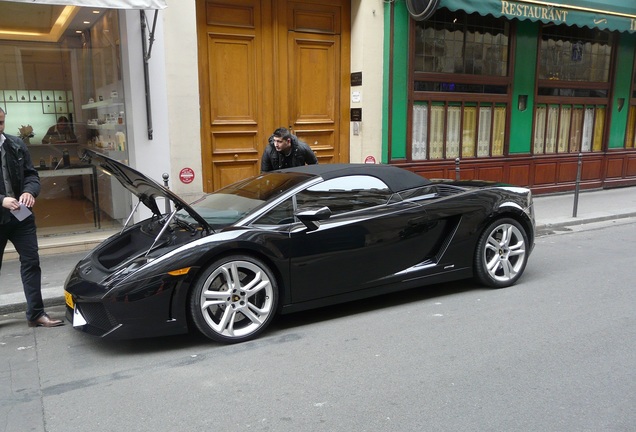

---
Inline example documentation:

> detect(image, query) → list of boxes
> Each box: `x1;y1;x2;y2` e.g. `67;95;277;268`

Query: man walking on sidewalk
0;107;63;327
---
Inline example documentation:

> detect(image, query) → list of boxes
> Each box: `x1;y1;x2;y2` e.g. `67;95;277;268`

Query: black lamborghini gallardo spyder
64;150;535;343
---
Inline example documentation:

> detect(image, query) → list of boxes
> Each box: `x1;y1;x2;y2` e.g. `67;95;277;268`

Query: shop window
412;102;506;160
409;9;510;162
533;25;613;154
533;104;605;154
538;26;612;83
414;9;509;76
0;6;130;235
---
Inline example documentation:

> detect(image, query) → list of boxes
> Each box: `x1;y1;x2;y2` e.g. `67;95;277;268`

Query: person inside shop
0;107;64;328
42;116;77;144
260;127;318;172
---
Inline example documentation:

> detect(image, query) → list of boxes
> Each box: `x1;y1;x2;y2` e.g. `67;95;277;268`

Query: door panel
281;1;349;166
289;204;439;304
287;33;339;165
197;0;273;192
208;34;257;123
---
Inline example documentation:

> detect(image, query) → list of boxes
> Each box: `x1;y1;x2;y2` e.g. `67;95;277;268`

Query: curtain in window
492;105;506;156
545;105;559;154
446;105;461;159
412;104;428;160
477;106;491;157
582;106;594;152
534;104;546;154
569;106;583;152
462;106;477;157
557;105;571;153
593;106;605;151
430;104;445;159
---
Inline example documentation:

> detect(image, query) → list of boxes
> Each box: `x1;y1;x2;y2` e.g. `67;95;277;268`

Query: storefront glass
533;25;613;155
0;5;130;236
410;9;510;161
414;9;509;76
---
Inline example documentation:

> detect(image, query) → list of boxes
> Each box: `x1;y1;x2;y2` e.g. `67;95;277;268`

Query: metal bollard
162;173;170;214
455;157;460;181
572;153;582;217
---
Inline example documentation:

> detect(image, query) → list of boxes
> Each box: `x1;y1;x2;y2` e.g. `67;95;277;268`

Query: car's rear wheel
190;255;278;343
474;218;529;288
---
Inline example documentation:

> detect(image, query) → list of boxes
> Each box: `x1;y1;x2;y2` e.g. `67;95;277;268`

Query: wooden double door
196;0;351;191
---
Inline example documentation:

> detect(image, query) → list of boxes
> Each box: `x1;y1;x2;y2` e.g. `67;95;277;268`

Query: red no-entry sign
179;167;195;184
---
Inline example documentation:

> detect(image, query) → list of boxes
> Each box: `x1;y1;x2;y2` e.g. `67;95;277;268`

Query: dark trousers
0;215;44;321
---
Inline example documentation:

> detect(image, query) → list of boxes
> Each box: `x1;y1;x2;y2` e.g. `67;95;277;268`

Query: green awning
439;0;636;33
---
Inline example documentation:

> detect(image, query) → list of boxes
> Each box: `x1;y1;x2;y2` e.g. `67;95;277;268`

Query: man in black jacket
0;107;63;327
260;127;318;172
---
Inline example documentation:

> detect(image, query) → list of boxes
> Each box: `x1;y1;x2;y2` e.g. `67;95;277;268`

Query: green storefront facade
383;0;636;193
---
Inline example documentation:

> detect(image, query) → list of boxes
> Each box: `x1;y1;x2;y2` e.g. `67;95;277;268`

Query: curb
536;212;636;231
0;287;65;315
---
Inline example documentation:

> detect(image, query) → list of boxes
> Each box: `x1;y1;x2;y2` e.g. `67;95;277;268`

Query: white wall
349;0;385;164
120;9;172;220
162;0;203;203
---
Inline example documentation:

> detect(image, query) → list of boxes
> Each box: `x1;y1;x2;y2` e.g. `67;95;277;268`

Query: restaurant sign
438;0;636;33
501;1;569;25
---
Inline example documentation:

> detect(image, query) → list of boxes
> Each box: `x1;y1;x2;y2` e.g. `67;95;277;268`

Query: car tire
474;218;529;288
189;255;278;343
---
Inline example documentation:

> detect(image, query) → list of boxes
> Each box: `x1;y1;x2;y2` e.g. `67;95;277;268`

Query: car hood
84;149;211;231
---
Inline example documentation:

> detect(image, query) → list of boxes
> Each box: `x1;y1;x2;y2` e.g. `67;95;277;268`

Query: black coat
0;134;40;224
260;135;318;172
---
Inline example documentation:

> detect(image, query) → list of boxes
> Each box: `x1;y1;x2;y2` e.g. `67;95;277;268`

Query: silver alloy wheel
198;259;275;340
482;222;527;283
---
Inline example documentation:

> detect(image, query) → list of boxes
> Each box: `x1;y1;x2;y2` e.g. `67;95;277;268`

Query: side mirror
295;206;331;231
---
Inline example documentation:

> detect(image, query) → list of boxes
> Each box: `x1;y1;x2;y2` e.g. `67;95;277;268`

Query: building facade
385;0;636;193
2;0;635;240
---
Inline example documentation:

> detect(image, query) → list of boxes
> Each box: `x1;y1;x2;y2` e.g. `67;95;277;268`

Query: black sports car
64;150;535;343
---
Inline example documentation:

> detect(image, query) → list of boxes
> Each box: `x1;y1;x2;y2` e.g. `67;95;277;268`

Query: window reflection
0;6;129;235
296;176;392;215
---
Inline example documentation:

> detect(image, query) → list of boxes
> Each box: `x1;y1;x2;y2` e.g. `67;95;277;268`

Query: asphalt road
1;220;635;432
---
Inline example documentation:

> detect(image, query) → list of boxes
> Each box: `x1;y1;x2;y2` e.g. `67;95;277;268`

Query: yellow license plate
64;291;74;309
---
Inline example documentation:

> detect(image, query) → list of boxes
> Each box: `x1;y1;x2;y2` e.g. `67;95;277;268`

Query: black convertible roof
279;163;431;192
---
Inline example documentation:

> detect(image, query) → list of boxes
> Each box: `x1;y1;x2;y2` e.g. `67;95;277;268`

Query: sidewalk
532;186;636;229
1;186;635;315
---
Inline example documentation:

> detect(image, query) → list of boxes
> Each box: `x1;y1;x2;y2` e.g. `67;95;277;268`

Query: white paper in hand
10;203;32;221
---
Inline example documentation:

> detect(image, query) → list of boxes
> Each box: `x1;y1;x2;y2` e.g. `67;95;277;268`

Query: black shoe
28;313;64;328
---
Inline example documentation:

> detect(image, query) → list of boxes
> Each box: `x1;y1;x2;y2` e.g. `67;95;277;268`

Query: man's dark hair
272;127;292;141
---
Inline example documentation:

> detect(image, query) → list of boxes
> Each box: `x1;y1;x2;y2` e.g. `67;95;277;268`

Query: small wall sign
351;71;362;86
179;167;195;184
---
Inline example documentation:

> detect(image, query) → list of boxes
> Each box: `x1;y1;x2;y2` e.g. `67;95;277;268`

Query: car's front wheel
190;255;278;343
474;218;529;288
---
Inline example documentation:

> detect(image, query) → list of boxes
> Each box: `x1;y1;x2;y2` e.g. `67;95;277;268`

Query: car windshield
175;172;313;229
